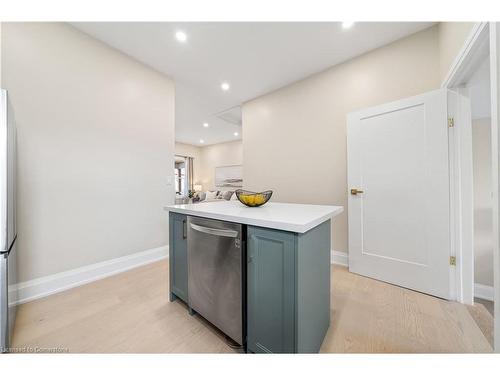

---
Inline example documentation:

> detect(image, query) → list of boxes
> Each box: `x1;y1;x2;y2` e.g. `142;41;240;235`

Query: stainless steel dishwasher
187;216;244;345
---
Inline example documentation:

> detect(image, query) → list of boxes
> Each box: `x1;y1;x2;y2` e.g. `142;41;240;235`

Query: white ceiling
71;22;434;146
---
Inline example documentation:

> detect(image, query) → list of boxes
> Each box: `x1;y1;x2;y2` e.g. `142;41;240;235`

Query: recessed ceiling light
342;22;354;29
221;82;230;91
234;132;239;136
175;31;187;43
199;139;205;144
203;123;209;128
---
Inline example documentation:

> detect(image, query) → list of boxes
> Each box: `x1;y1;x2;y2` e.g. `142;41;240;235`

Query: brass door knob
350;188;364;195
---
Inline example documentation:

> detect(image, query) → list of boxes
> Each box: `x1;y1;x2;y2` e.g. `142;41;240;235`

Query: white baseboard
474;283;494;302
14;245;490;305
331;250;348;267
11;245;169;305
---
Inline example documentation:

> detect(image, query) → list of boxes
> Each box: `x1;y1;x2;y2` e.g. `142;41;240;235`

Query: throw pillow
221;191;234;200
205;191;218;200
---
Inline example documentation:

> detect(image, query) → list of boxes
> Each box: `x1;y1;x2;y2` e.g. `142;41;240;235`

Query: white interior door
347;89;451;299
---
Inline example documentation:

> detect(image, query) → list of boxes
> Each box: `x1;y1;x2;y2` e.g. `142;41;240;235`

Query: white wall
468;57;491;120
198;141;243;191
438;22;476;82
242;26;440;253
175;142;201;160
472;118;494;287
2;23;175;282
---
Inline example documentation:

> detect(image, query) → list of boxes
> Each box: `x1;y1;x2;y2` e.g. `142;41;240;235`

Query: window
174;156;187;196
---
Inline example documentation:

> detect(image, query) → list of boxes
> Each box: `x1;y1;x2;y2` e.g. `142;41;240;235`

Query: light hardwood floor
11;260;493;353
467;300;494;348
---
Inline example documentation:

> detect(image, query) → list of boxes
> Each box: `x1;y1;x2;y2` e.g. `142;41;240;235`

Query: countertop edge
163;205;344;234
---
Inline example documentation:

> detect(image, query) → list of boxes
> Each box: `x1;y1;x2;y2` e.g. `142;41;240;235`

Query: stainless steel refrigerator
0;88;17;353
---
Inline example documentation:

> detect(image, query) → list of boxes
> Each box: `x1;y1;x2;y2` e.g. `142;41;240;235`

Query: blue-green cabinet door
247;226;296;353
169;212;188;302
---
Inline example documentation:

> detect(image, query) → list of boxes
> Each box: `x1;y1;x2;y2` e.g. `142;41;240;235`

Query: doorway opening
443;22;495;349
467;52;494;346
468;55;494;314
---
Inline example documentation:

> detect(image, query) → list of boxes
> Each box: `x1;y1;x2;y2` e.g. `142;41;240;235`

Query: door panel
360;104;427;265
347;89;451;299
169;212;188;302
247;226;296;353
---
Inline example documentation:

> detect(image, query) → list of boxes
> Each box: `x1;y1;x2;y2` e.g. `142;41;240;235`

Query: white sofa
175;190;238;205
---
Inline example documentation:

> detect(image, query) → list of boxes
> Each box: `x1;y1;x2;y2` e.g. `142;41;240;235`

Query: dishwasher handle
190;222;239;238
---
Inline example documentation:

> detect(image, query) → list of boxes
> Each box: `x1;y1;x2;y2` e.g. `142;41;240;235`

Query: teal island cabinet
168;212;188;303
165;201;343;353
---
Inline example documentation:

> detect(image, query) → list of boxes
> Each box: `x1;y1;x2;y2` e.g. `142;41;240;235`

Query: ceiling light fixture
175;31;187;42
234;132;239;136
342;22;354;29
199;139;205;144
221;82;230;91
203;123;209;128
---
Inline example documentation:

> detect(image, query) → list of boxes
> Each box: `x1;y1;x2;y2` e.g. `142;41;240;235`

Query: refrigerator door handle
0;234;16;256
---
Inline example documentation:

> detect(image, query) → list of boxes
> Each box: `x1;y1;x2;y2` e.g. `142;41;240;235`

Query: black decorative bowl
235;189;273;207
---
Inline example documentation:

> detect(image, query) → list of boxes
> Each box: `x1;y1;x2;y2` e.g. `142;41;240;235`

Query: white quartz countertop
164;201;343;233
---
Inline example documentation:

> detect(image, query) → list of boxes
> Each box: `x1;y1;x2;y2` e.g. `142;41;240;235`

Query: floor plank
11;261;492;353
467;299;494;348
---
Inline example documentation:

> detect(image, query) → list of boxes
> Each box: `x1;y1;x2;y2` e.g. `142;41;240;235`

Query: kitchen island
164;201;343;353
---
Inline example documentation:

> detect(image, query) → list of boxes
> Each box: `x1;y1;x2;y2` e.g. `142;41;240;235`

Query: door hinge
449;256;456;266
448;117;455;128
